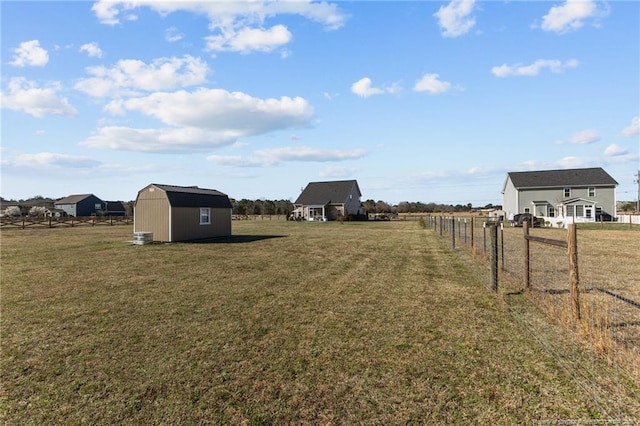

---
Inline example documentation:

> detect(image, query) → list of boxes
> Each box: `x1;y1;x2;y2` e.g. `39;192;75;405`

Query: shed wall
171;207;232;241
134;188;170;241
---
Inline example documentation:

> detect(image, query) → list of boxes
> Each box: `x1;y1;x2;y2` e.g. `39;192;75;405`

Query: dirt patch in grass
1;223;639;424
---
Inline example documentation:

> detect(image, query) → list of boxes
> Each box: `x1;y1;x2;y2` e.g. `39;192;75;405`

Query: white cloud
350;77;400;97
492;59;579;77
10;40;49;67
2;152;101;169
318;165;359;178
74;55;209;98
556;129;600;145
207;146;368;167
205;25;292;53
0;77;78;118
604;144;628;157
79;42;103;58
92;1;346;53
434;0;476;38
165;27;183;43
82;126;239;153
82;88;314;153
413;74;453;94
540;0;608;34
621;116;639;137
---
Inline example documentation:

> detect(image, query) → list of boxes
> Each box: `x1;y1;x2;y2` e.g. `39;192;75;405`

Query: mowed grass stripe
1;222;638;424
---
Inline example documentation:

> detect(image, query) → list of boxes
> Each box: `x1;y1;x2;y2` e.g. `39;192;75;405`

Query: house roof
149;184;232;208
294;180;361;205
507;168;618;189
104;201;127;212
55;194;101;205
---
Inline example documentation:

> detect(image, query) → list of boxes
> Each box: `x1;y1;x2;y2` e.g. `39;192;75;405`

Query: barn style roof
151;184;232;208
294;180;361;205
507;168;618;189
55;194;101;204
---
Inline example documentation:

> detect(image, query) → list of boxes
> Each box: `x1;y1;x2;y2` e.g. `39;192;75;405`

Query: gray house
293;180;363;221
54;194;105;217
502;167;618;225
134;184;232;242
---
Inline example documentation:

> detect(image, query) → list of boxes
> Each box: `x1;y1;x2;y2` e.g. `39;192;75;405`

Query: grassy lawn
1;221;639;424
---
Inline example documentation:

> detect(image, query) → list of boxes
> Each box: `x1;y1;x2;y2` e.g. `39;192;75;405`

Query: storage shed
134;184;232;242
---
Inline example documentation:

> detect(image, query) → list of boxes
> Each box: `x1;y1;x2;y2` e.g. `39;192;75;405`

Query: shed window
200;208;211;225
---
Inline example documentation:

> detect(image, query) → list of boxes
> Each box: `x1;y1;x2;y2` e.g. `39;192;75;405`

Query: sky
1;0;639;206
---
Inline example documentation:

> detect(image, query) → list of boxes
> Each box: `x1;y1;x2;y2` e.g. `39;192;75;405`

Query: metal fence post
490;224;498;292
523;221;530;290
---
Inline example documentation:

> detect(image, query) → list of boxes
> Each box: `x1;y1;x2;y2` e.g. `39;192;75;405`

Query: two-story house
293;180;364;221
502;167;618;224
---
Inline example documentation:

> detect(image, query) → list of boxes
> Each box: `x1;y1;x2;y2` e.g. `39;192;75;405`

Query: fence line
0;216;132;229
423;214;640;414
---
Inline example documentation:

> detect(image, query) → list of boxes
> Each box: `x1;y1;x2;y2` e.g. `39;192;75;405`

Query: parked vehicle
595;212;616;222
511;213;544;227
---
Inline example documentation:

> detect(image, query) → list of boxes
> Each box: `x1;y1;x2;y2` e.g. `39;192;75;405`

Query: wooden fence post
523;221;530;290
568;224;581;321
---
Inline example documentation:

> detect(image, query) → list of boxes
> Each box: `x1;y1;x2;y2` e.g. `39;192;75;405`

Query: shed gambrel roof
294;180;361;205
55;194;101;205
507;168;618;189
150;184;232;208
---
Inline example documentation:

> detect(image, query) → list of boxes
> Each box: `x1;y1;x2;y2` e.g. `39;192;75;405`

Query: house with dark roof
502;167;618;225
293;180;363;221
134;184;232;242
54;194;105;217
104;201;128;216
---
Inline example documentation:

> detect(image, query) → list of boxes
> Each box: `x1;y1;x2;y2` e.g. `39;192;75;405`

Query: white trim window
588;187;596;197
564;188;571;198
200;207;211;225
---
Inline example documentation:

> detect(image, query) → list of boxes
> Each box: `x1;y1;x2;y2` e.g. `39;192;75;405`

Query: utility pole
635;170;640;213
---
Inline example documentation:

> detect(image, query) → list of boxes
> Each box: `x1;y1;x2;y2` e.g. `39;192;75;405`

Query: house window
549;207;555;217
524;208;530;214
200;208;211;225
566;205;574;217
576;205;584;217
588;187;596;197
564;188;571;198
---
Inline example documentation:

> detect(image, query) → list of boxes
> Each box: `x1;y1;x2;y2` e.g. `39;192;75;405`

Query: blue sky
1;0;638;205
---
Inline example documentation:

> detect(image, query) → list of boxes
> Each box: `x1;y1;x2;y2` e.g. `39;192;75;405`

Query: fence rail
0;216;132;229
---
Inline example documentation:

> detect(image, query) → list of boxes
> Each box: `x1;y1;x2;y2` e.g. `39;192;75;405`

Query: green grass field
2;221;639;424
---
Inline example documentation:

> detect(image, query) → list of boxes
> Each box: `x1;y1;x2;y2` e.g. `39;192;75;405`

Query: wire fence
423;215;640;422
423;215;640;382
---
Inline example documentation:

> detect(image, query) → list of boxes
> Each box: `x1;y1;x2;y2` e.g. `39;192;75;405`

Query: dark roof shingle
294;180;360;205
152;184;232;208
508;168;618;189
55;194;101;205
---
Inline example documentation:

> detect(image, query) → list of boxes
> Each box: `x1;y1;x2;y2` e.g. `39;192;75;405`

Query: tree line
1;195;501;217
